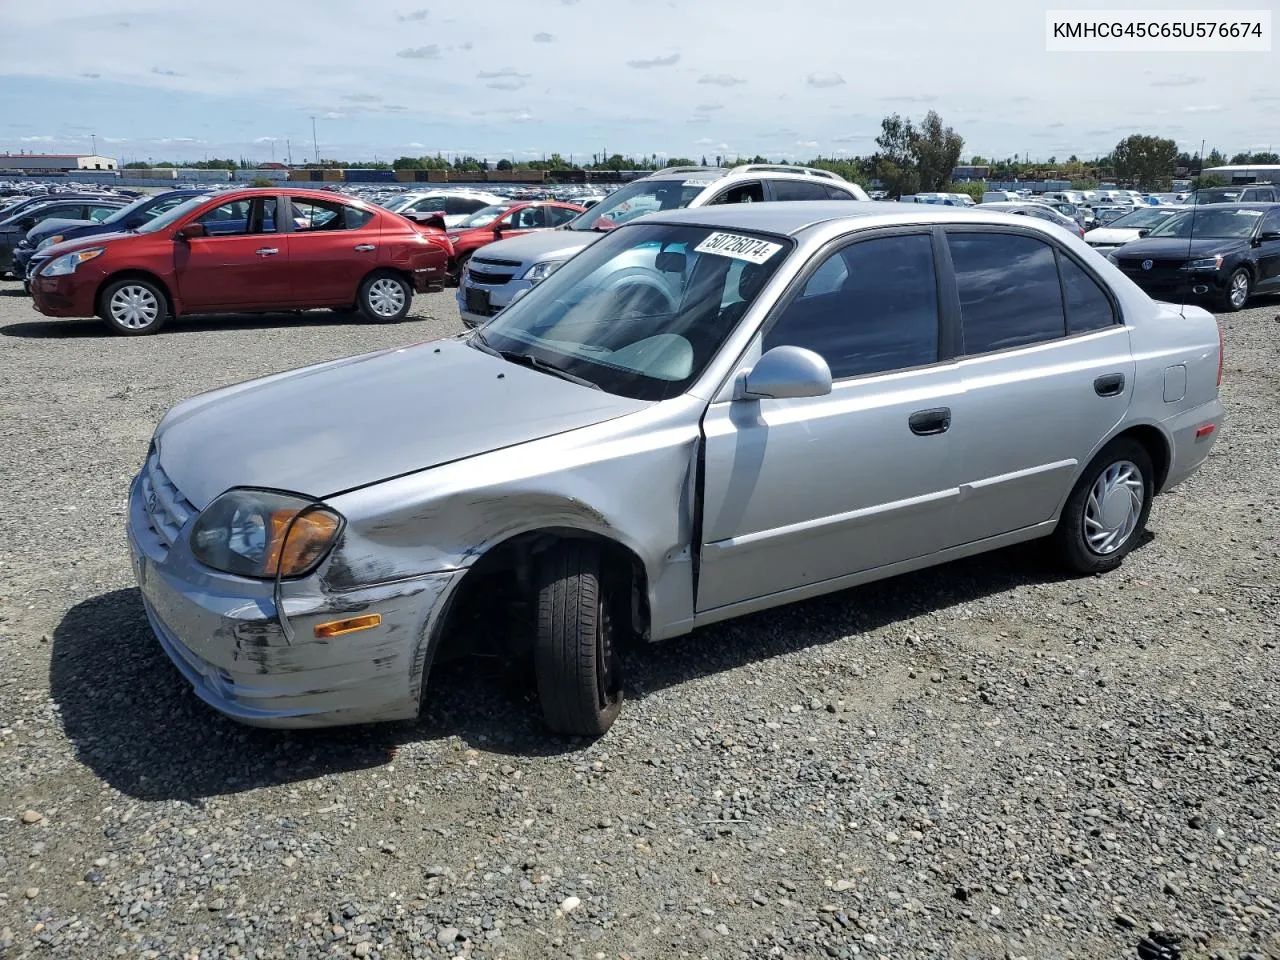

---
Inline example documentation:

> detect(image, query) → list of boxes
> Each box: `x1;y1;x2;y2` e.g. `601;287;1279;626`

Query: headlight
1106;252;1119;264
1186;255;1223;270
36;234;64;250
39;247;105;277
189;488;343;579
521;260;564;283
17;238;30;249
447;235;462;244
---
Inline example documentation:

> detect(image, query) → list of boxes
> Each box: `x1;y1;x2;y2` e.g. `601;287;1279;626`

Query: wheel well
1115;424;1171;493
361;266;413;291
97;270;175;318
434;529;651;661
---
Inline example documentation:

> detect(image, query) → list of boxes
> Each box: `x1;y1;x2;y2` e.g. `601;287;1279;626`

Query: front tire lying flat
534;542;623;737
1053;437;1154;575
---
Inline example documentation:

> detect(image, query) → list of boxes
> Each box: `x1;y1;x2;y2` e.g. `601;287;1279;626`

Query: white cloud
627;53;680;69
796;140;819;148
533;32;554;42
397;8;429;21
698;74;745;86
693;137;716;145
806;72;845;89
396;45;441;59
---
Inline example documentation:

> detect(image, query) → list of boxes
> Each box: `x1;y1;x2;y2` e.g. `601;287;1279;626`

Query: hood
28;217;97;241
1112;236;1246;260
469;228;599;265
1084;227;1140;245
36;230;136;260
154;338;650;508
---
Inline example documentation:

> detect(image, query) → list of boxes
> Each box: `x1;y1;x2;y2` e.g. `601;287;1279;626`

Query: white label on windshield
694;232;783;264
1235;209;1262;215
683;179;708;187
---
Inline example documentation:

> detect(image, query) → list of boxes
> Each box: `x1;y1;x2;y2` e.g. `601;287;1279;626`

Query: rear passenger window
771;180;830;202
1059;255;1116;333
763;233;939;379
824;186;856;200
948;233;1064;354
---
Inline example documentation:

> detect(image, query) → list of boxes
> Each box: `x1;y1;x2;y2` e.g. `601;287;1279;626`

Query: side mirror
1137;228;1150;237
175;223;206;241
1258;230;1280;243
737;346;832;401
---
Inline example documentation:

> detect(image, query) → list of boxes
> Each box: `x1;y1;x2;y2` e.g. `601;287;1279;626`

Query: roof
640;200;1087;238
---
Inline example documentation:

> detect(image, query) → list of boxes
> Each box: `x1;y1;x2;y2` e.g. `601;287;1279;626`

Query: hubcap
367;278;406;317
1083;460;1144;555
1230;272;1248;308
109;285;159;329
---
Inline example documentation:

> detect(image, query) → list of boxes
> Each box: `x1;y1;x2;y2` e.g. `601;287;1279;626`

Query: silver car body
455;165;870;327
128;202;1223;729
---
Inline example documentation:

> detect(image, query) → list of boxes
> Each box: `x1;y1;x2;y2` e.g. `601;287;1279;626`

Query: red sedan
29;188;449;335
445;200;585;280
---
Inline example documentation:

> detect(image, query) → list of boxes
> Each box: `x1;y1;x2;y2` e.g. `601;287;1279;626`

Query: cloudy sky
0;0;1276;165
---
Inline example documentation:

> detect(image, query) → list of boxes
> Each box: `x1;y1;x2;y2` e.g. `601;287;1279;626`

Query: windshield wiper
470;331;601;390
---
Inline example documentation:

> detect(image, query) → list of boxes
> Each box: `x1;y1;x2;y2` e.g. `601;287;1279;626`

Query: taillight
1216;321;1224;386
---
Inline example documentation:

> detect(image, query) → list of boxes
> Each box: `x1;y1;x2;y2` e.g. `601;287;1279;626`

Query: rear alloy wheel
358;272;412;323
101;278;168;335
1053;437;1154;575
1219;268;1251;312
534;542;624;737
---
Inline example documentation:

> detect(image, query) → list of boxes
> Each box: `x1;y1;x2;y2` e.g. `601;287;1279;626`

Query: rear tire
100;278;168;336
357;272;412;323
1218;268;1251;312
534;542;624;737
1053;437;1154;575
448;252;472;287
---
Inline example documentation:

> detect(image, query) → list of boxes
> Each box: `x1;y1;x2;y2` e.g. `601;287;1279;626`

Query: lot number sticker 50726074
694;232;784;264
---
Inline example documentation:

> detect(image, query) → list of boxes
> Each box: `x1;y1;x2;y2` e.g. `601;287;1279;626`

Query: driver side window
197;197;277;236
709;182;764;205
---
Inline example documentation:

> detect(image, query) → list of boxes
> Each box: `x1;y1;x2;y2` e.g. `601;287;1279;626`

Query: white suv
456;165;869;327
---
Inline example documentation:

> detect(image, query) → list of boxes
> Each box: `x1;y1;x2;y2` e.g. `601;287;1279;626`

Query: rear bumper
1159;397;1225;493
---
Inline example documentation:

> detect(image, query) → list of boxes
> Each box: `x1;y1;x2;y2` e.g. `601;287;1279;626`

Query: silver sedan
127;202;1224;735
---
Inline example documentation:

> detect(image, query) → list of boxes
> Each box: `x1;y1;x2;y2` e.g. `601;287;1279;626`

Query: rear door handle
1094;373;1125;397
256;247;279;256
908;407;951;436
353;243;376;252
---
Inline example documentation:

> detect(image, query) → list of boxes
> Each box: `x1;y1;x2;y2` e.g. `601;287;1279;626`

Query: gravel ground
1;280;1278;960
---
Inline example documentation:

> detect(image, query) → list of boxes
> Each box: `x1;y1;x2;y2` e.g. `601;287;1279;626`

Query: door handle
256;247;279;256
1094;373;1125;397
908;407;951;436
353;243;376;252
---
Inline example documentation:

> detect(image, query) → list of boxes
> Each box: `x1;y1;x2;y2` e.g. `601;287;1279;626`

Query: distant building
1201;164;1280;183
0;153;118;174
951;165;990;181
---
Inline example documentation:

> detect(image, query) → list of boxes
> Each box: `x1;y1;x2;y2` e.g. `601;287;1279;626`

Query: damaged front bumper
126;474;462;729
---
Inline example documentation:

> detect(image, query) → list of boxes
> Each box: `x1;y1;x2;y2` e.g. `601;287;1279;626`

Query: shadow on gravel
52;539;1122;800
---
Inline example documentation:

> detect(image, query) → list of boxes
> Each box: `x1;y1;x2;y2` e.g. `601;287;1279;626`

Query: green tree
911;110;965;191
392;156;424;170
872;113;919;196
1191;173;1229;189
1111;134;1178;190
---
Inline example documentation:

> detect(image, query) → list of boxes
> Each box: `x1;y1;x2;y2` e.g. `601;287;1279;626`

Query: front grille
472;256;522;268
139;451;195;549
467;270;515;286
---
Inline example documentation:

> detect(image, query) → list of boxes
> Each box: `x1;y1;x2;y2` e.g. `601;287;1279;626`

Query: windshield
566;178;711;232
1148;207;1262;239
457;204;512;228
1108;208;1179;229
134;195;210;234
383;195;418;212
475;222;792;400
100;195;153;225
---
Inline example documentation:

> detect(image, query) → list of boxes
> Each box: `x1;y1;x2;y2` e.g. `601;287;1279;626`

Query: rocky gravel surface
1;280;1278;960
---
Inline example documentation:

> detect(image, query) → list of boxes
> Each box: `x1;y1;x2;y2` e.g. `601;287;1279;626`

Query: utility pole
91;132;97;155
311;116;320;166
286;139;292;166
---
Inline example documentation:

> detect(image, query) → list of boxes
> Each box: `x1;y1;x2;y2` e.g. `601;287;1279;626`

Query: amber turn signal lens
264;509;343;578
313;614;382;639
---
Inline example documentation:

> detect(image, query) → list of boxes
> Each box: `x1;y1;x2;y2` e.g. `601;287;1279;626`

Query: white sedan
1083;207;1183;254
